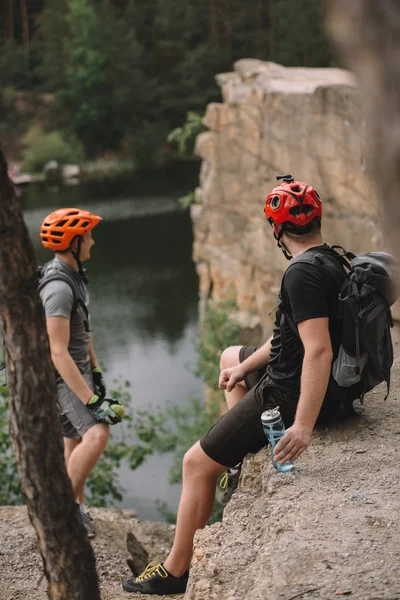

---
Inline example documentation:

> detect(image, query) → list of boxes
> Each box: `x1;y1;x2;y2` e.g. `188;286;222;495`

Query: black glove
86;394;125;425
92;367;106;399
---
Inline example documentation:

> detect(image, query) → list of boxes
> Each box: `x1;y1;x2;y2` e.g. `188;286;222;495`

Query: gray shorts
57;366;101;439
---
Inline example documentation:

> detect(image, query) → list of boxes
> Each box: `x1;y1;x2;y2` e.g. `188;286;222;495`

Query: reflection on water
23;174;203;520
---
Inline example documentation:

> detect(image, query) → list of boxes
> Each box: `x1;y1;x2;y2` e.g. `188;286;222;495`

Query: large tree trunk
0;149;101;599
325;0;400;261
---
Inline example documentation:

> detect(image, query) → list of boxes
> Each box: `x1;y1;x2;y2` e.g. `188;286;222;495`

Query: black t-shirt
264;244;345;395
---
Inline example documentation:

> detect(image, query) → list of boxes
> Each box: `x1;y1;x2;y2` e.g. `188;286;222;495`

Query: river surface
20;171;203;520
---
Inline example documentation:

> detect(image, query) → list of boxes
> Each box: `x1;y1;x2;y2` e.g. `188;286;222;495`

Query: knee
183;442;224;483
85;424;110;449
220;346;240;371
183;444;203;476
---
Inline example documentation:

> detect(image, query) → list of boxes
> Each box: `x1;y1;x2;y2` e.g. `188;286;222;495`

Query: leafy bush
178;190;196;209
0;41;41;90
21;127;85;173
195;298;240;389
131;121;171;171
168;112;205;157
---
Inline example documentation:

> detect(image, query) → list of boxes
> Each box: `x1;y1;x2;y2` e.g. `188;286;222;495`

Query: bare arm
241;335;273;374
274;317;333;464
219;336;273;392
46;316;93;404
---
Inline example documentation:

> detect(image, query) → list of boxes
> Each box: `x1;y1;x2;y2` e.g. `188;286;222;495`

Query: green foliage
59;0;114;155
168;112;205;157
196;299;241;389
36;0;70;91
178;191;196;209
273;0;333;67
0;88;18;124
85;379;134;506
1;0;333;168
0;41;42;90
21;127;85;173
130;121;171;172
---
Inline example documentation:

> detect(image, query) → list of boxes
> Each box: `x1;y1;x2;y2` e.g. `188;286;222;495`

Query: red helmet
40;208;102;251
264;175;322;227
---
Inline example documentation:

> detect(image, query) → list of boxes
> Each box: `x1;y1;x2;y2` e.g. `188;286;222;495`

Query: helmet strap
274;224;292;261
72;236;89;283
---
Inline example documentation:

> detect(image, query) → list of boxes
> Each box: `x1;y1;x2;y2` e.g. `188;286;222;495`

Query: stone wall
192;59;389;341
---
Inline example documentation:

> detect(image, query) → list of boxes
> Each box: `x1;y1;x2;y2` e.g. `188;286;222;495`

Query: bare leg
64;437;83;502
220;345;247;409
163;442;226;577
66;424;109;499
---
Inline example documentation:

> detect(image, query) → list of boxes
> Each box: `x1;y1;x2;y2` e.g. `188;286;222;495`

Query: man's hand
273;423;313;464
218;365;246;392
87;395;125;425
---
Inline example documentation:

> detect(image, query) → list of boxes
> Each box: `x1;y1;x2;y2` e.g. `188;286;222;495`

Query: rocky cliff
187;373;400;600
192;59;391;339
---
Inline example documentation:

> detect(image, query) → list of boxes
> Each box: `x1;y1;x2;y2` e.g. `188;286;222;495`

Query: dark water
21;172;203;520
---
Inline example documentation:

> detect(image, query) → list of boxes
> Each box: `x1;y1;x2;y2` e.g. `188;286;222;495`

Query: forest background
0;0;333;171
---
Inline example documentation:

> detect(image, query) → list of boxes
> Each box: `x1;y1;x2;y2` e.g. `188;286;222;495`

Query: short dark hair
281;217;321;241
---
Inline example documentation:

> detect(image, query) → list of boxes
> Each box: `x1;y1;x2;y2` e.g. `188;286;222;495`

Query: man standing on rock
39;208;124;538
123;175;345;595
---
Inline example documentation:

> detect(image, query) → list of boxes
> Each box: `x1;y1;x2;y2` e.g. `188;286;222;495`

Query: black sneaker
122;562;188;595
220;464;241;507
79;505;96;539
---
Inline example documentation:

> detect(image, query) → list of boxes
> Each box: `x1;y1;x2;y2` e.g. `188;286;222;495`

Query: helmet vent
81;221;89;228
315;190;322;202
52;231;63;237
69;219;80;227
57;220;68;227
291;185;302;193
289;204;314;217
270;195;281;210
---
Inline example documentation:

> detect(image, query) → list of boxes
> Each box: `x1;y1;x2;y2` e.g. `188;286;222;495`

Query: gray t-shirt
40;257;91;373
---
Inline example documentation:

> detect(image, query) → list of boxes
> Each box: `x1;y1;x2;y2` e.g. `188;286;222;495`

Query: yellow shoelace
136;562;169;582
219;472;229;490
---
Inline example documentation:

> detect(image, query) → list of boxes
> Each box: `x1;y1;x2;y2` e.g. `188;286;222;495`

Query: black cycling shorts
200;346;298;468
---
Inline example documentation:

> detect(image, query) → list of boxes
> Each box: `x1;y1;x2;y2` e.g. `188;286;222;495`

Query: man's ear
272;222;281;238
69;235;79;253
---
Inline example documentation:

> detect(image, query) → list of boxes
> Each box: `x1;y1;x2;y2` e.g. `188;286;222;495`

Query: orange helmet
40;208;102;252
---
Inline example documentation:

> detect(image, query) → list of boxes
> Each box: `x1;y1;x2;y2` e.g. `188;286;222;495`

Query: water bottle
261;407;294;473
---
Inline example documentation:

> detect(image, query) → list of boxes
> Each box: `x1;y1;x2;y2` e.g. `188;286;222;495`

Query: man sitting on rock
123;175;345;595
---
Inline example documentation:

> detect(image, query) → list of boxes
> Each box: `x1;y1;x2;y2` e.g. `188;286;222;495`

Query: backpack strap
330;245;356;264
280;246;348;315
38;268;90;331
